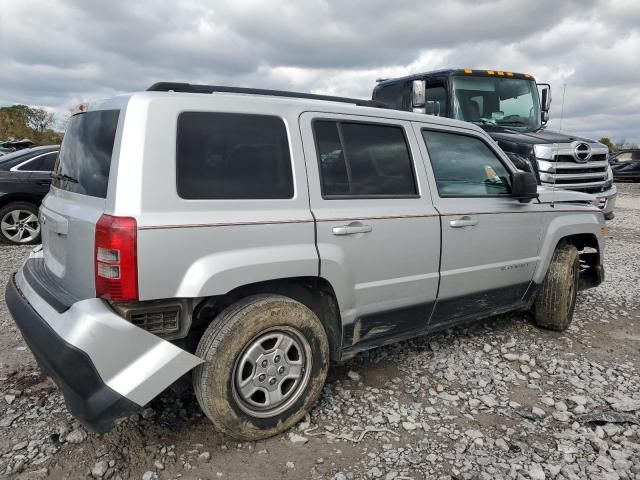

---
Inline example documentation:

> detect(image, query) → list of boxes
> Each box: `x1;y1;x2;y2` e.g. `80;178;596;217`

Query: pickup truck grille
537;143;609;194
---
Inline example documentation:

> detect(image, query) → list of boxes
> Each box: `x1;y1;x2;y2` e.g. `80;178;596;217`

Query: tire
533;243;580;331
0;202;41;245
193;294;330;440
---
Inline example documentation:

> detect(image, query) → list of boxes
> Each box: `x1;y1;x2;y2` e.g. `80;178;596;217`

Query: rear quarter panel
112;95;318;300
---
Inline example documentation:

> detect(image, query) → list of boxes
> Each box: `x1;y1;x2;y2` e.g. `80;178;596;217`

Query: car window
55;110;119;198
39;152;58;171
424;85;447;116
313;120;417;198
176;112;294;199
17;152;58;172
422;130;511;197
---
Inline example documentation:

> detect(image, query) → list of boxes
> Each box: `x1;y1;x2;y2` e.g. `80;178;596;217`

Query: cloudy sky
1;0;639;142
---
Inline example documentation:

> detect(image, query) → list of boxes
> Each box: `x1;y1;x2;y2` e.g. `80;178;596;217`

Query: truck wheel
533;243;580;331
193;294;329;440
0;202;41;245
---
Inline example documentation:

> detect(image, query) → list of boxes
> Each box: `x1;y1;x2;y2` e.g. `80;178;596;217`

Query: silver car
6;83;606;440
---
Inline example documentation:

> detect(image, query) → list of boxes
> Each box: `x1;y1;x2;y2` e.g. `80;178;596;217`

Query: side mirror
538;83;552;111
412;80;426;110
511;171;538;203
424;100;441;116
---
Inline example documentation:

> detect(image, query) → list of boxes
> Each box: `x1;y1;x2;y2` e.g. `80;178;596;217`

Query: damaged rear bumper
5;268;202;433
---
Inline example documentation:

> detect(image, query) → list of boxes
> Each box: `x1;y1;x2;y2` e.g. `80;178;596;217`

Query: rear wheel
0;202;41;245
533;243;580;331
193;294;329;440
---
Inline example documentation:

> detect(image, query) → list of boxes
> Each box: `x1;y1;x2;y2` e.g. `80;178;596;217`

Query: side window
39;152;58;171
24;152;58;171
422;130;511;197
424;85;448;116
314;120;417;198
176;112;294;199
15;157;41;171
373;83;406;109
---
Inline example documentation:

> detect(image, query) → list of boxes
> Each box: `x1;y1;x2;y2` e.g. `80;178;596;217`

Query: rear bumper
5;262;202;433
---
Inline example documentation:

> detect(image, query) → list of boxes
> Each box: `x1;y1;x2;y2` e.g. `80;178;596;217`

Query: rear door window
17;152;58;171
313;120;417;198
54;110;119;198
176;112;294;199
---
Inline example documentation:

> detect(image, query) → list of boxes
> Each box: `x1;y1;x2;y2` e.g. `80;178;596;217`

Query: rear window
176;112;294;199
54;110;119;198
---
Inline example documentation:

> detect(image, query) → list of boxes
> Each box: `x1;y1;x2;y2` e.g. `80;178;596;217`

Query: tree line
599;138;639;153
0;105;63;146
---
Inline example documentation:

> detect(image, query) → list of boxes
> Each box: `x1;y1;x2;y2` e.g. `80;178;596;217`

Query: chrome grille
536;142;609;192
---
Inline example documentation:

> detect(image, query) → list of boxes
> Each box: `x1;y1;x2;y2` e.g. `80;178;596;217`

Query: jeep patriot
6;83;606;440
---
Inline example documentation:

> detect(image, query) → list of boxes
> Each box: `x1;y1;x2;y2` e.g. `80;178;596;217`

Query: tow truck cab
372;69;616;219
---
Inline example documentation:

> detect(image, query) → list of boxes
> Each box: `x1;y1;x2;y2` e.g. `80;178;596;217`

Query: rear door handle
449;217;479;228
332;223;372;236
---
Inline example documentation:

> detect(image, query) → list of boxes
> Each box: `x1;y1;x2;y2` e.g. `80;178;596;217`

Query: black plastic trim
22;258;78;313
6;275;139;432
147;82;389;109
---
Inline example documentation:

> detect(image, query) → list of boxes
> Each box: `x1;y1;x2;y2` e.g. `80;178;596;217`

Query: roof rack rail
146;82;388;109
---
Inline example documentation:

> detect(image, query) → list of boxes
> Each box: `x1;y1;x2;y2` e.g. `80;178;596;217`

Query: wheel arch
192;276;343;361
0;194;42;210
534;212;604;289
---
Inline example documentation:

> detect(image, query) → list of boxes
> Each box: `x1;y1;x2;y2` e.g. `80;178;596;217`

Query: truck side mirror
412;80;426;112
511;171;538;203
538;83;552;112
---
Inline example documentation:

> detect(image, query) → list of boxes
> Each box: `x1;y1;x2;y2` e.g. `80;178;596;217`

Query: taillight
95;214;138;301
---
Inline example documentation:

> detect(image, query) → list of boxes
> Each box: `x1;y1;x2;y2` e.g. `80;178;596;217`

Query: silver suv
6;83;606;440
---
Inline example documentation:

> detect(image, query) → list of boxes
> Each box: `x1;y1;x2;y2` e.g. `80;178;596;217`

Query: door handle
449;216;479;228
36;180;51;185
332;223;372;236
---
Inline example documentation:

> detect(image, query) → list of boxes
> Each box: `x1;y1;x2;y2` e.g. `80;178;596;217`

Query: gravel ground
0;183;639;480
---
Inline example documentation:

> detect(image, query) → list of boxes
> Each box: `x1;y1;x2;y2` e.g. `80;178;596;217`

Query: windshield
452;76;541;132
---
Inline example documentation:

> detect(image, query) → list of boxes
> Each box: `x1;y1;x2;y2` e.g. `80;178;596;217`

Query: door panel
300;113;441;349
27;172;52;197
413;123;543;326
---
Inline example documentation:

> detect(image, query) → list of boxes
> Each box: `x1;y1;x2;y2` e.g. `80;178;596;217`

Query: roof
375;69;536;87
83;82;490;136
0;145;58;162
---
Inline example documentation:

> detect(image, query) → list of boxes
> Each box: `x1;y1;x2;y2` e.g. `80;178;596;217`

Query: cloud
0;0;638;141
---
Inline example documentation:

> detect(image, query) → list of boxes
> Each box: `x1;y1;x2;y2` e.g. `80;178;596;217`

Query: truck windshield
452;76;541;132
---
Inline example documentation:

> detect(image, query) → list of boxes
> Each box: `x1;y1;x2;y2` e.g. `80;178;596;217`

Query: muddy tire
0;202;41;245
193;294;330;440
533;243;580;331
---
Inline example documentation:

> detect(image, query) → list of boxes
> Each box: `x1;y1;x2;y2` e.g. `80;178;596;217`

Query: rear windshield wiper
50;172;79;183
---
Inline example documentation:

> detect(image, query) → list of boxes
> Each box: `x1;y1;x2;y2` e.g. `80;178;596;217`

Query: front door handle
332;222;372;236
449;216;479;228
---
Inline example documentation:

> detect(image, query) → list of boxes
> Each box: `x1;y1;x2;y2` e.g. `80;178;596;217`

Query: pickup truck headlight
533;144;555;160
604;166;614;189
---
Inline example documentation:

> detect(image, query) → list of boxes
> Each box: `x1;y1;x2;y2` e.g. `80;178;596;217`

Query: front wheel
0;202;41;245
193;294;329;440
533;243;580;331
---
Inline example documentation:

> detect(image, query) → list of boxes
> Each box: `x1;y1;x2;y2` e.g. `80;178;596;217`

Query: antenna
551;82;567;208
558;83;567;132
